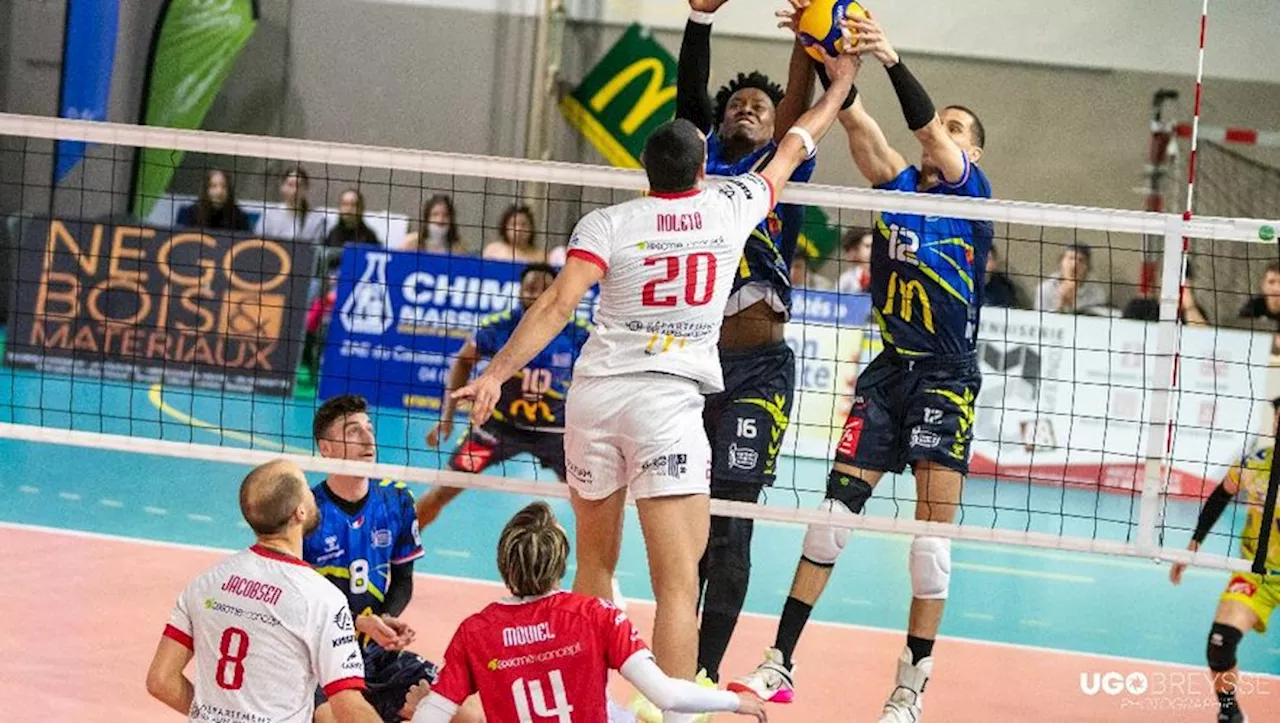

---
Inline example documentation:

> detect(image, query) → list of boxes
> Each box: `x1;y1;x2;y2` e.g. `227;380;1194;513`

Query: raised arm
852;13;967;184
453;256;602;426
773;39;817;141
758;50;858;196
677;1;731;131
428;340;480;447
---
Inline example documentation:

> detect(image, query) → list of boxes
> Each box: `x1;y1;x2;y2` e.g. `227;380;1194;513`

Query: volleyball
797;0;869;63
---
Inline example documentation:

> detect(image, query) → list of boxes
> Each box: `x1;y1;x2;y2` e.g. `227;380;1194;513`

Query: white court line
186;514;213;523
963;612;995;621
99;499;124;508
18;486;39;494
433;549;471;559
57;492;81;501
842;598;873;606
144;507;168;515
1020;619;1052;628
953;562;1093;584
4;520;1276;679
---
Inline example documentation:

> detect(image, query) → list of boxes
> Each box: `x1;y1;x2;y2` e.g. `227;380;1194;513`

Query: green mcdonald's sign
131;0;259;219
560;23;840;264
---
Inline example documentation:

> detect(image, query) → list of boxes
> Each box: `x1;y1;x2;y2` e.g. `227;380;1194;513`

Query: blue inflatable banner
54;0;120;183
320;248;596;412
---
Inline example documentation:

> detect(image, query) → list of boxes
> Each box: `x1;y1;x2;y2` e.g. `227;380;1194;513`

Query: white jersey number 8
512;670;574;722
349;559;369;594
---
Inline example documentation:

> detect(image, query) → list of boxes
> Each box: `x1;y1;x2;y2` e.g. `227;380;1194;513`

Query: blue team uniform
304;480;434;721
449;308;590;479
834;156;993;476
304;480;424;618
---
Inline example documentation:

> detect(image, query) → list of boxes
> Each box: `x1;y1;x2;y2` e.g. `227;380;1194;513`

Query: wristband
689;10;715;25
813;64;859;110
786;127;817;159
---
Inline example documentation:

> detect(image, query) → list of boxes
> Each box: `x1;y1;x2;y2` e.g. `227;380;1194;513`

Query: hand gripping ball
797;0;869;63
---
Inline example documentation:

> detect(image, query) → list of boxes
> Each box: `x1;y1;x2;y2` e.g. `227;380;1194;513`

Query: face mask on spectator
428;223;449;244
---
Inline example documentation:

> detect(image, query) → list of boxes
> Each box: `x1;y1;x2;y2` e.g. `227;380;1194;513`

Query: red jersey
432;590;647;722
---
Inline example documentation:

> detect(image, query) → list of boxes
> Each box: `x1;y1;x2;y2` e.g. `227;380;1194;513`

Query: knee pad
910;536;952;600
801;498;857;566
1207;623;1243;672
826;470;874;513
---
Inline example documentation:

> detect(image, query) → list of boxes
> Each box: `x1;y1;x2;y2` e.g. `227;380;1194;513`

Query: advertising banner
54;0;120;184
319;248;596;412
4;218;313;396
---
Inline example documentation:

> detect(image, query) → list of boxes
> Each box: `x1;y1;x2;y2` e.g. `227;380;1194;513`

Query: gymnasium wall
2;0;1279;309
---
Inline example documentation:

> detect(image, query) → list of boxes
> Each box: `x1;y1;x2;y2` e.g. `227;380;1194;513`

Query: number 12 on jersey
511;670;574;722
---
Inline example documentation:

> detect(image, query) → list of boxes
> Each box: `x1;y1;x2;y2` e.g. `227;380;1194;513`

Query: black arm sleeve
885;61;937;132
1192;484;1235;544
812;64;858;110
384;561;415;617
676;19;715;131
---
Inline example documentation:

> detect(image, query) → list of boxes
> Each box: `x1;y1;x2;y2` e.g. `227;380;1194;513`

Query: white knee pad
910;536;952;600
801;499;855;566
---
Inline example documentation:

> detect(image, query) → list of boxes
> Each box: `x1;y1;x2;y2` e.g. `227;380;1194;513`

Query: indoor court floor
3;356;1279;721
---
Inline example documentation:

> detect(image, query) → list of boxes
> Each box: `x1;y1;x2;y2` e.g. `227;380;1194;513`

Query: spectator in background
836;228;872;294
176;169;251;231
1036;243;1108;313
325;188;380;248
483;204;542;263
254;166;326;244
984;246;1022;308
1122;258;1210;325
402;194;463;253
1238;262;1280;353
791;253;833;290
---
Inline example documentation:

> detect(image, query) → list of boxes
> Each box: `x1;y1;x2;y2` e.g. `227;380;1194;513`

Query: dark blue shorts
704;342;796;490
316;644;439;722
449;419;566;481
834;347;981;476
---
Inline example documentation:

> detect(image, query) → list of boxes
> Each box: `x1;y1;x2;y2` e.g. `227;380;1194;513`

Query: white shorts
564;374;711;501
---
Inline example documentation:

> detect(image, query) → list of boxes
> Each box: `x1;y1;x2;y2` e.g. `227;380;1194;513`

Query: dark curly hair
714;71;785;127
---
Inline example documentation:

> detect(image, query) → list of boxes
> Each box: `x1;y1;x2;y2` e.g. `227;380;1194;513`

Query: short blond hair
497;502;569;597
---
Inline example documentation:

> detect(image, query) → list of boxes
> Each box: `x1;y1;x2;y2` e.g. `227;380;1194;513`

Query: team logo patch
837;417;865;458
728;443;759;471
371;529;393;548
910;427;942;449
334;608;354;631
350;516;365;530
1227;576;1258;597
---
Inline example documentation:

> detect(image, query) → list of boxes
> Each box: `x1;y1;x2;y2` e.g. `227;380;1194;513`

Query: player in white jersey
453;49;857;723
146;460;384;723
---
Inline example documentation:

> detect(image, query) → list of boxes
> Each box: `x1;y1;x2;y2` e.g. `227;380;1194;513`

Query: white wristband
689;10;715;25
787;127;817;159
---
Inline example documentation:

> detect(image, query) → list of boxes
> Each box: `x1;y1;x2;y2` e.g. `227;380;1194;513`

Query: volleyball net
1;113;1278;575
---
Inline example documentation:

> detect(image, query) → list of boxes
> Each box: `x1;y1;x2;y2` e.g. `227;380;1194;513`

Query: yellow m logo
589;58;676;136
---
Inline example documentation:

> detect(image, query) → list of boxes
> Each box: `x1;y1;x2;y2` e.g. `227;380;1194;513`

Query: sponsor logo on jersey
342;649;363;671
641;453;688;479
350;516;365;530
331;634;356;648
334;608;354;631
727;443;759;471
566;459;593;485
487;641;584;672
1227;576;1258;597
324;536;341;553
190;704;272;723
371;529;393;548
837;416;865;458
502;622;556;647
202;598;282;627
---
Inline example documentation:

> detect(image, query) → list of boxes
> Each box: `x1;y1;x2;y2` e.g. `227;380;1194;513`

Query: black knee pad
1207;623;1243;672
826;471;874;513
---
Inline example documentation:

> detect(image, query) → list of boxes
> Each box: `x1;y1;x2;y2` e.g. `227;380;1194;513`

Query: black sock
1218;688;1238;712
774;597;813;668
906;635;935;665
697;611;738;683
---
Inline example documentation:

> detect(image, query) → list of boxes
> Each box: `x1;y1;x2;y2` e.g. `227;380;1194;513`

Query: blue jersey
871;157;993;356
303;480;424;618
475;306;590;432
706;132;816;318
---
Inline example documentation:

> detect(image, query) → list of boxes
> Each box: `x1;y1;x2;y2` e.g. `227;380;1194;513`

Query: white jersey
163;545;366;723
566;173;775;393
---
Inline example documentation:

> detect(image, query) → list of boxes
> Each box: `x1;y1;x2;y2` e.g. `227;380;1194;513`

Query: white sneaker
877;647;932;723
727;648;796;704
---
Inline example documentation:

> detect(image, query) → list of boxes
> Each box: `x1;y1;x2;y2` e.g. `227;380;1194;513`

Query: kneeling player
1171;396;1280;723
418;263;589;529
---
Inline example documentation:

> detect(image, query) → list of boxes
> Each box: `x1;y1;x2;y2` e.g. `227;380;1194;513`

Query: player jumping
418;263;590;529
452;51;856;723
1170;396;1280;723
731;12;992;723
147;460;384;723
404;501;767;722
308;395;482;723
675;0;842;689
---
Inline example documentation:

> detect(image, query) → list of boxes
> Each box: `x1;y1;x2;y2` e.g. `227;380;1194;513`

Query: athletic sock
906;635;935;666
1217;689;1239;722
696;610;736;683
774;597;813;668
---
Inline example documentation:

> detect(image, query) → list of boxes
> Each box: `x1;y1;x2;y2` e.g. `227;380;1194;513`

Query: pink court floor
3;525;1278;722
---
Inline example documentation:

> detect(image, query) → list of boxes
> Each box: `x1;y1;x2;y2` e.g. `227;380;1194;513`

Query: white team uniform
162;545;367;723
564;173;776;500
